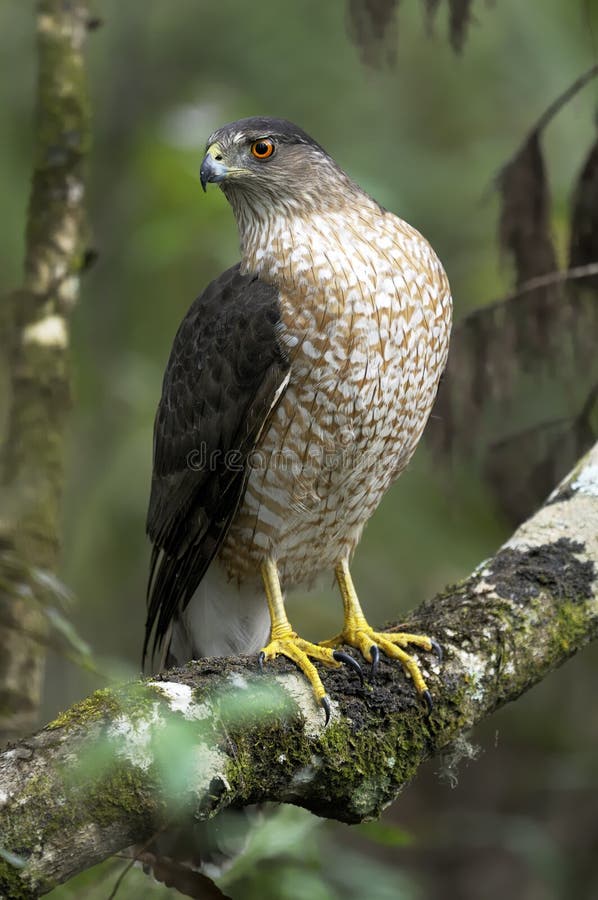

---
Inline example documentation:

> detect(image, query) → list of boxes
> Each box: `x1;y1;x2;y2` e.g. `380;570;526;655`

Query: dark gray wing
144;264;290;663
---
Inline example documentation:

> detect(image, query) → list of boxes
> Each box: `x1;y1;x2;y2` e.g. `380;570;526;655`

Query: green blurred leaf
220;806;324;889
0;846;25;869
215;679;294;726
358;820;414;847
44;606;93;660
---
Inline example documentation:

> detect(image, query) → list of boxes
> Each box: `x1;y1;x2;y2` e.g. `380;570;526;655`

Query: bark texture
0;442;596;898
0;0;91;743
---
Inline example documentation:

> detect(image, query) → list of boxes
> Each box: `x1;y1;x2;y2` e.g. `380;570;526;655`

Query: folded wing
144;264;290;664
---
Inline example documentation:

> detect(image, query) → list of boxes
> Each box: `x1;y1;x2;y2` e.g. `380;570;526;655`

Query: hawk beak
200;146;228;192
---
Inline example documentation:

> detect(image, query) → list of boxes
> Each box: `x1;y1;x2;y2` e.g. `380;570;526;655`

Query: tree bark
0;441;596;898
0;1;91;743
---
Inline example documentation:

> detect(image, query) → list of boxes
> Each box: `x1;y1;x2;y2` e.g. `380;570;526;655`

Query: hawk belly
219;207;451;587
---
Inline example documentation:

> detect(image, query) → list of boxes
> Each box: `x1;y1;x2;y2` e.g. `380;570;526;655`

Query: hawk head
199;116;346;211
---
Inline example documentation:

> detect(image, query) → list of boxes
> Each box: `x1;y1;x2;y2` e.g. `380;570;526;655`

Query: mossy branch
0;442;597;898
0;1;92;742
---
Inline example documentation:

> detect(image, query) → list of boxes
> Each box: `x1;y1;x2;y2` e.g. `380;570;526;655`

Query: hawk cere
144;117;452;719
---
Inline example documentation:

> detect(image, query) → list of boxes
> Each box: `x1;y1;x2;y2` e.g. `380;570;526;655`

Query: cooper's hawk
144;117;452;719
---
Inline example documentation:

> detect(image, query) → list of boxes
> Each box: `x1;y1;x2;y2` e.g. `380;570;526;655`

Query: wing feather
144;264;290;663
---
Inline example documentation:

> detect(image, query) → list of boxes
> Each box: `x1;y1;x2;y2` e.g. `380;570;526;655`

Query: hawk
144;117;452;719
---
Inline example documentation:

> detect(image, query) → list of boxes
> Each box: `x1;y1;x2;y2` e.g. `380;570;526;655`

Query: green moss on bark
48;687;123;730
0;860;38;900
85;761;162;829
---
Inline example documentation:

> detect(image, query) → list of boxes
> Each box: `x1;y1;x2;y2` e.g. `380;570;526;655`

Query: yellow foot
328;560;442;712
258;634;363;724
320;624;442;712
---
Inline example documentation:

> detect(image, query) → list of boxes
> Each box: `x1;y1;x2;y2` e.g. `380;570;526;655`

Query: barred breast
218;199;452;587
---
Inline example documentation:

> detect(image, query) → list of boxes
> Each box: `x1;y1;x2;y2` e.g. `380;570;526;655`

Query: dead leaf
448;0;475;52
347;0;399;66
498;131;558;285
569;134;598;287
136;851;232;900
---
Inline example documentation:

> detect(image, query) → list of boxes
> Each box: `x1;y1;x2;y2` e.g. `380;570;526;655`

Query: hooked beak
200;145;228;192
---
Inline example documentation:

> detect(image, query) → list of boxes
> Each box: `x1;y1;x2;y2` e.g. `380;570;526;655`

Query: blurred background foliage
2;0;598;897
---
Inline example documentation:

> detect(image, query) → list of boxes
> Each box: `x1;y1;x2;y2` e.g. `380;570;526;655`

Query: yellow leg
259;559;362;722
320;559;441;710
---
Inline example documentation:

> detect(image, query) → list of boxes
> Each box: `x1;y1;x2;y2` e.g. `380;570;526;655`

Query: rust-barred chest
218;203;452;586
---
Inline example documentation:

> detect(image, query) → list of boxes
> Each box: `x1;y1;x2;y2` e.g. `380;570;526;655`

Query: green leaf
357;820;414;847
0;846;26;868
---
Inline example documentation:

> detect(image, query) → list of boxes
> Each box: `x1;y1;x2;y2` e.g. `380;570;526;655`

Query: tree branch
0;442;597;897
0;0;92;742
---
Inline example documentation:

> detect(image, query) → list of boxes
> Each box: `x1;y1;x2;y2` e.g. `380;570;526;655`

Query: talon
429;639;443;662
332;650;364;685
258;651;265;671
330;560;443;706
321;695;331;725
370;644;380;678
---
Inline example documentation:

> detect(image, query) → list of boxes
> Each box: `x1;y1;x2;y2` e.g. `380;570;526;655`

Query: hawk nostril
215;154;223;161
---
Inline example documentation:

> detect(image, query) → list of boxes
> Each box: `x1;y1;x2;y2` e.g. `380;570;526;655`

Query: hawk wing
144;264;290;663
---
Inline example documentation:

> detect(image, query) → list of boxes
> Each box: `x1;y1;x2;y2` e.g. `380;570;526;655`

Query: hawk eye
251;139;275;160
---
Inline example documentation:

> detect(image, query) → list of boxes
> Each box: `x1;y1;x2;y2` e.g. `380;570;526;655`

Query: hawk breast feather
144;264;290;662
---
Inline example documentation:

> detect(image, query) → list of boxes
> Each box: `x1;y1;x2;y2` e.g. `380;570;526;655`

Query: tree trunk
0;0;91;744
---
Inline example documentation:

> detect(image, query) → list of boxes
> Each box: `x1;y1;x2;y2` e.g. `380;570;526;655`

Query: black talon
258;651;265;672
333;650;364;685
422;690;433;714
321;695;331;725
370;644;380;678
429;639;443;662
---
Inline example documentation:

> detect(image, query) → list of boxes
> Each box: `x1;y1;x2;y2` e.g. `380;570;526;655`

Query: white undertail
169;561;270;663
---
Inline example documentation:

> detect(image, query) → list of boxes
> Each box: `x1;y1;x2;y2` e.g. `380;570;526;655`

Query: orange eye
251;139;275;159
